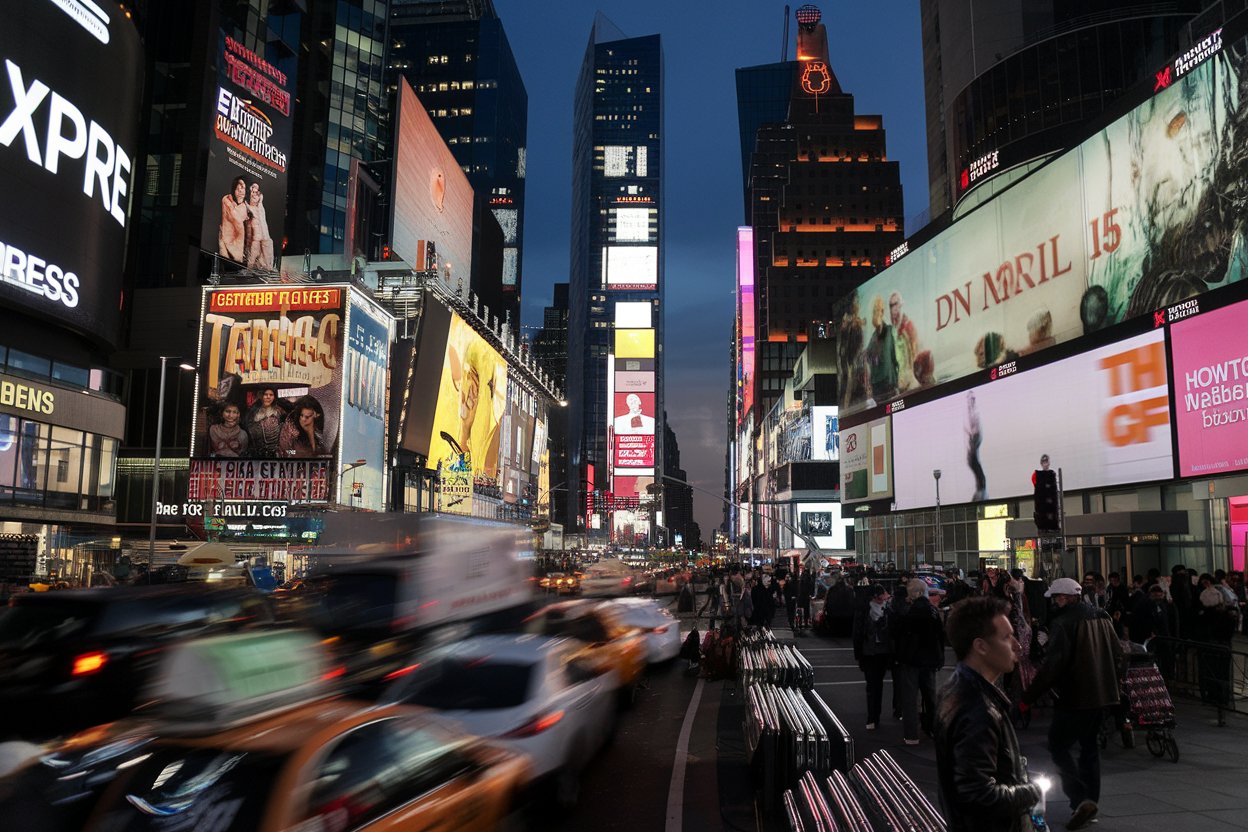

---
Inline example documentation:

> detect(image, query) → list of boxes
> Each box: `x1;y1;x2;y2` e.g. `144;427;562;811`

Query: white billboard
603;246;658;290
614;301;652;328
795;502;854;550
613;207;653;242
811;406;839;461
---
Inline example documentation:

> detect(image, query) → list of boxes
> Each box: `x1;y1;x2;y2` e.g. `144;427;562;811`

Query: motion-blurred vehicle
0;586;274;740
383;633;615;810
577;558;637;597
605;598;682;663
0;629;529;831
539;572;579;595
523;600;647;705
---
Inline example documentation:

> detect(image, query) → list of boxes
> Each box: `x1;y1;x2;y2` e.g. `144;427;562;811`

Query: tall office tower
921;0;1201;222
736;5;904;430
534;283;570;530
567;18;663;546
388;0;528;322
662;419;699;550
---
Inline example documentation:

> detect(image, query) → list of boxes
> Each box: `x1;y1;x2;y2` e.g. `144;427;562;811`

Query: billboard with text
340;290;392;510
840;416;892;504
1171;297;1248;478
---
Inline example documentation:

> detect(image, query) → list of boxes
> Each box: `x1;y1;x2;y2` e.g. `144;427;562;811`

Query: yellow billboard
615;328;655;358
426;313;508;481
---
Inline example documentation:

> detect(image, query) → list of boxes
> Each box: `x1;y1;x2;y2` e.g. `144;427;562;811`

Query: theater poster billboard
837;41;1248;417
425;313;508;484
340;290;393;510
202;29;295;272
1171;298;1248;478
191;285;345;503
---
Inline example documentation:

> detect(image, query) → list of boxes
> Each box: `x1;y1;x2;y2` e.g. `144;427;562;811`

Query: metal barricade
1150;636;1247;726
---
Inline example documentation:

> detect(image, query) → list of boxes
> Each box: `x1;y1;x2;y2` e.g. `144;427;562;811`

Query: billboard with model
837;39;1248;417
0;0;143;347
425;312;507;484
1171;296;1248;478
891;328;1173;510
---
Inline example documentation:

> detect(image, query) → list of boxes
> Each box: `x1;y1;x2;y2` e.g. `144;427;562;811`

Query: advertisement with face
340;291;392;510
426;313;507;482
837;43;1248;417
1;0;142;346
392;79;473;286
811;406;839;461
1171;298;1248;477
892;329;1173;510
796;502;854;550
194;286;345;470
840;416;893;503
202;29;294;272
613;391;656;468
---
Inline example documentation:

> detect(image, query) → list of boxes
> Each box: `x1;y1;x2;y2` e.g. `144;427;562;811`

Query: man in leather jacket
934;596;1042;831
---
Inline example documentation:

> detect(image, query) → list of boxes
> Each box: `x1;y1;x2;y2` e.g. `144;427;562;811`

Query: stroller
1112;642;1179;762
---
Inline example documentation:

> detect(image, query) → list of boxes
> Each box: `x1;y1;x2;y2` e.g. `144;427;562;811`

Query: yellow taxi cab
0;630;530;832
523;600;647;705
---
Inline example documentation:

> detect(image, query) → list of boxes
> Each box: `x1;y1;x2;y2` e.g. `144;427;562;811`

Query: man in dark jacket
1023;578;1124;830
852;585;895;730
895;580;946;744
934;596;1041;831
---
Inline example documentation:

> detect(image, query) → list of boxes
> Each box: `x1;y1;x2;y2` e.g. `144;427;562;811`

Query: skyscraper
534;282;570;530
566;18;663;546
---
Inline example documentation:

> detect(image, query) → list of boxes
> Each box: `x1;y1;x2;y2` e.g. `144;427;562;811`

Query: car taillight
322;665;347;681
71;651;108;676
651;625;670;634
501;710;564;739
621;577;632;585
382;662;422;682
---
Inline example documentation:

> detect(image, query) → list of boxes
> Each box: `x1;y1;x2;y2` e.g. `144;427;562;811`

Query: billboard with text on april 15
425;313;507;484
891;328;1172;510
1171;296;1248;478
836;41;1248;417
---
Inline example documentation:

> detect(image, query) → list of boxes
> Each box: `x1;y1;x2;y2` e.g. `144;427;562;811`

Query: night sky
495;0;927;537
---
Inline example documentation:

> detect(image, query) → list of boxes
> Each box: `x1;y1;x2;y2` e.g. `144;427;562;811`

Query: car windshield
399;658;534;710
0;600;98;650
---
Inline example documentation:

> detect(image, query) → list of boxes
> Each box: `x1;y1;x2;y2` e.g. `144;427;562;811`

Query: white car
383;633;616;810
606;597;684;663
579;558;638;597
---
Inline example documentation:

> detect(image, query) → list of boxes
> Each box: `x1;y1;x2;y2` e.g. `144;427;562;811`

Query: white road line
814;679;895;686
809;664;861;669
797;647;855;651
665;676;705;832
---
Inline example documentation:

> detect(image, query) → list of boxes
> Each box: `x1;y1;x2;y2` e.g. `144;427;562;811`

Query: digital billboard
425;312;507;483
1;0;143;346
737;227;755;425
202;29;295;272
615;329;655;358
612;208;654;242
614;301;652;328
836;42;1248;417
892;329;1173;510
612;391;656;468
840;416;893;503
188;459;330;503
603;246;658;290
811;406;839;461
340;290;392;510
193;286;345;473
796;502;854;550
392;79;474;287
1171;297;1248;478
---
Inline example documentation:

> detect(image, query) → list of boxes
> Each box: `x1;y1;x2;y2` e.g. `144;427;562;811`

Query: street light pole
148;357;195;563
933;469;942;566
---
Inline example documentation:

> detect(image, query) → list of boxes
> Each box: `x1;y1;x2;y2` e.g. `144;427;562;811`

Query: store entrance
1230;495;1248;572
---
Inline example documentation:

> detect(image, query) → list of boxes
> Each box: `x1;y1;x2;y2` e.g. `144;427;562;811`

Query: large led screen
193;286;345;463
811;406;839;461
603;246;657;290
615;328;655;358
613;208;653;242
796;502;854;550
892;329;1173;510
425;313;507;483
837;41;1248;417
840;416;892;503
1;0;143;347
612;391;656;468
202;29;295;273
737;227;755;425
392;79;474;287
340;291;392;510
1172;297;1248;477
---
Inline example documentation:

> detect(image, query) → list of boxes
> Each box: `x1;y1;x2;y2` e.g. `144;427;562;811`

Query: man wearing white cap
1023;577;1124;830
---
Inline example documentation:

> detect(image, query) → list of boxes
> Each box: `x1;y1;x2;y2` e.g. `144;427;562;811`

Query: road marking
814;679;895;686
810;664;861;669
798;647;855;651
665;676;705;832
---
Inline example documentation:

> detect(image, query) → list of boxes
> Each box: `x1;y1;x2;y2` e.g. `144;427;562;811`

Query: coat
894;596;946;670
1025;601;1123;710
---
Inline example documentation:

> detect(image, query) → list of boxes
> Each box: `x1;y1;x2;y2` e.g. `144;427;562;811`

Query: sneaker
865;723;877;731
1066;800;1098;830
903;738;920;746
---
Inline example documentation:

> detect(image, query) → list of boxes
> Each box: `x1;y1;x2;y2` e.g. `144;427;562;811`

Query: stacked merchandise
784;751;947;831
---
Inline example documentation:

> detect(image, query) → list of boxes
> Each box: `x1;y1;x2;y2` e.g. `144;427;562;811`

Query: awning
1005;511;1189;540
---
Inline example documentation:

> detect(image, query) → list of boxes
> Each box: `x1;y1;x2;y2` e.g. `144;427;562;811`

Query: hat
1044;577;1083;597
1200;587;1225;608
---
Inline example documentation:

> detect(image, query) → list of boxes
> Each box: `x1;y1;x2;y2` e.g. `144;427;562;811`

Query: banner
201;29;294;271
426;313;507;482
840;416;893;503
811;406;839;461
439;453;473;515
340;291;392;510
1171;297;1248;477
187;459;329;502
837;44;1248;416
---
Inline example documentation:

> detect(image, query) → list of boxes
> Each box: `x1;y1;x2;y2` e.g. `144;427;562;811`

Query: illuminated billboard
340;290;393;510
614;301;652;328
612;391;656;468
776;407;811;466
737;227;755;425
796;502;854;550
1171;297;1248;478
837;42;1248;417
891;329;1173;510
615;329;655;358
840;416;892;503
193;286;345;470
603;246;658;290
604;145;648;177
612;208;654;242
202;29;295;273
392;79;474;287
500;384;535;504
811;406;839;461
1;0;142;347
425;312;507;484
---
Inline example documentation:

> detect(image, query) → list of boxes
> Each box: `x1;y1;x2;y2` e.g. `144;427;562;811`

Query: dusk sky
495;0;927;537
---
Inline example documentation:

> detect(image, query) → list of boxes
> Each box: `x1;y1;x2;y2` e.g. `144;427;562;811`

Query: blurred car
0;629;529;831
577;559;638;597
605;598;682;663
384;633;615;810
539;572;579;595
0;586;274;741
522;600;647;705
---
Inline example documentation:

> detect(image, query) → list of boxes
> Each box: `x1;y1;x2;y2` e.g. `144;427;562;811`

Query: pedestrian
698;574;722;625
1022;577;1124;831
1196;587;1236;706
895;579;945;745
797;565;816;631
933;596;1042;831
853;584;895;730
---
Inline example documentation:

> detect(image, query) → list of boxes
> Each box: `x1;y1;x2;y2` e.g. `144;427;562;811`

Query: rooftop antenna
781;4;790;61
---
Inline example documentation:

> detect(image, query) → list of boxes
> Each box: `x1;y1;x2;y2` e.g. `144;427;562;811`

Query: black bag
680;627;702;662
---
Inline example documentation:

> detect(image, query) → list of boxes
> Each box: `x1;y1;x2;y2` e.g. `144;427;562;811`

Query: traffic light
1033;468;1060;532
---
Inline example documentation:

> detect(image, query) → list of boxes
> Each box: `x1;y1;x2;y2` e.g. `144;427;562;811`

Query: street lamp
148;357;195;562
933;469;942;564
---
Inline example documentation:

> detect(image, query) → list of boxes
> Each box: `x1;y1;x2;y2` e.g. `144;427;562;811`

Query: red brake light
382;662;422;682
322;665;347;681
72;651;108;676
502;710;564;738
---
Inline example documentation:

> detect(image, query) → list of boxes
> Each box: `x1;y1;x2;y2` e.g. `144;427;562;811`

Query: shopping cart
1122;648;1179;763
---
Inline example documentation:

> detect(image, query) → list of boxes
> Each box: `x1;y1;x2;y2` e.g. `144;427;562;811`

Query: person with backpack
1022;578;1124;831
894;579;945;745
853;584;895;730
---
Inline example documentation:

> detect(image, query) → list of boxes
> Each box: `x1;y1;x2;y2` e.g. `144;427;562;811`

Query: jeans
861;654;892;725
896;664;936;740
1048;707;1103;810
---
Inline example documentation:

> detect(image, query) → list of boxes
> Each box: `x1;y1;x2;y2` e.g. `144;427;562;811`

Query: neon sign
801;61;833;95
